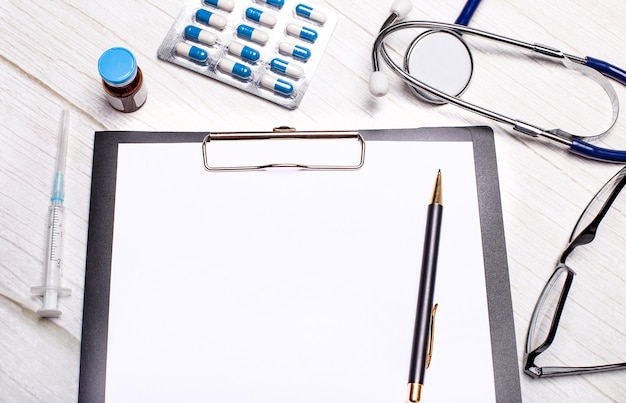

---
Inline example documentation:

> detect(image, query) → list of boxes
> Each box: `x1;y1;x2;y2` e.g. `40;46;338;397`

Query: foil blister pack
157;0;337;109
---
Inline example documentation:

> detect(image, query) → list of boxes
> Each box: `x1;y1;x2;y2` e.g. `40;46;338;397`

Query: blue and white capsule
258;0;284;9
295;4;327;25
228;41;260;62
260;75;294;96
218;58;252;80
203;0;234;12
196;9;227;29
184;25;218;46
245;7;277;28
237;24;270;45
270;58;304;79
175;42;208;63
278;41;311;61
286;23;318;42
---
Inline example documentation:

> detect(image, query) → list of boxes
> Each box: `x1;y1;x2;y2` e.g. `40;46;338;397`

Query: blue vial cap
98;47;137;86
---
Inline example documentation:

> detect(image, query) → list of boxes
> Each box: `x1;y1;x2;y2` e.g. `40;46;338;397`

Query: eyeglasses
524;166;626;378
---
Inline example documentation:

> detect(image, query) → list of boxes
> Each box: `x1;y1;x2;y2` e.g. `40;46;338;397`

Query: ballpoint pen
31;109;72;318
407;170;443;403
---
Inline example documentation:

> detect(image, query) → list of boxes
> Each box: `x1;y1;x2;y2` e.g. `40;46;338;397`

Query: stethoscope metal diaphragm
403;29;473;104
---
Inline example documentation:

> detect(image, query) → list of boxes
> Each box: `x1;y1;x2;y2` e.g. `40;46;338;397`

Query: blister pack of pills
157;0;337;109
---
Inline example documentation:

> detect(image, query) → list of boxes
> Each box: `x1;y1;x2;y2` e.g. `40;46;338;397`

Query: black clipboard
79;127;521;402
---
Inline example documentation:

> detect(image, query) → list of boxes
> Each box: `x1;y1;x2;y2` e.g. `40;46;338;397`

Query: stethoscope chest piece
404;30;474;104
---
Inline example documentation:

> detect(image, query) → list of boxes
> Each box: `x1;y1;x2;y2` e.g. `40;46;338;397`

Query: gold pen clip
426;303;438;369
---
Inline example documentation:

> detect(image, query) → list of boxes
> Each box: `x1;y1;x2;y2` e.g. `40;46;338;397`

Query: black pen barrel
408;202;443;384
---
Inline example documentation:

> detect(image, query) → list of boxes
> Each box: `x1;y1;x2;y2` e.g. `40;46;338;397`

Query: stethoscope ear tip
369;71;389;97
390;0;412;19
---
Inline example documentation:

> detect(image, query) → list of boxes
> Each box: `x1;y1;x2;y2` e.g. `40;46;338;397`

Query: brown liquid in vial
101;67;147;113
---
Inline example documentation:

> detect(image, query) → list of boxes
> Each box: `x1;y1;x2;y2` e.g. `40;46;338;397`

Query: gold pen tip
431;170;442;205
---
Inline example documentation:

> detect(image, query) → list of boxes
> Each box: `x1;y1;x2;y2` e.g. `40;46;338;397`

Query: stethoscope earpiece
367;0;411;97
369;71;390;97
389;0;412;19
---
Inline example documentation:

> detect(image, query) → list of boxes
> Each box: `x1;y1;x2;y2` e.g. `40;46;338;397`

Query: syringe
31;109;72;318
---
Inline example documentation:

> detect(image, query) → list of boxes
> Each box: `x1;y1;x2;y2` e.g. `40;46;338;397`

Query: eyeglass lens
526;267;571;354
569;167;626;243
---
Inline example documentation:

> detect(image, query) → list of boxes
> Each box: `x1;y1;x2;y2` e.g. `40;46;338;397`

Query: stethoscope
370;0;626;163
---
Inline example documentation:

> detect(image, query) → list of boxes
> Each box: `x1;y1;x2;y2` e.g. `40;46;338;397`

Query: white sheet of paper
104;140;495;402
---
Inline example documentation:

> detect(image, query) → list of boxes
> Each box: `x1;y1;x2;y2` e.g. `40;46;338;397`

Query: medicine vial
97;47;147;112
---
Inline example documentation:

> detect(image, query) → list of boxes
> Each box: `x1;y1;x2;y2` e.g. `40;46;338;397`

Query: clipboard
78;126;522;402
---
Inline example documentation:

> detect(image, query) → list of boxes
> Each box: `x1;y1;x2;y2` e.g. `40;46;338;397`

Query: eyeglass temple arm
535;362;626;377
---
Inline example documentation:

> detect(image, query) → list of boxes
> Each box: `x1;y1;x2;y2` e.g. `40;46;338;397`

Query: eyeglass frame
523;166;626;378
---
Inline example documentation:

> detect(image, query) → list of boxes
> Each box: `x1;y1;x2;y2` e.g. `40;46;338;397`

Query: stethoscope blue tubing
585;57;626;87
570;139;626;162
374;3;626;163
455;0;481;26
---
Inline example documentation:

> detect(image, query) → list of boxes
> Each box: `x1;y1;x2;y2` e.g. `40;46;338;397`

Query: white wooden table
1;0;625;401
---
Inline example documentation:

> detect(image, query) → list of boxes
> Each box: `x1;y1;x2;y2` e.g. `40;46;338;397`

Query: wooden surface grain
1;0;625;401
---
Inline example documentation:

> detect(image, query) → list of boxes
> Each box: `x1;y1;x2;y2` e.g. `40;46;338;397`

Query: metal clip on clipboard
202;127;366;171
